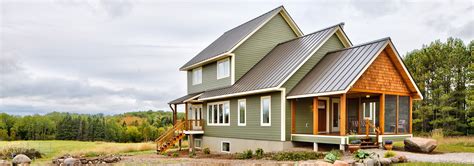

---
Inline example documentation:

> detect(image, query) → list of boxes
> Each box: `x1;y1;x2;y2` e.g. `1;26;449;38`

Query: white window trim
221;141;230;153
237;99;246;126
207;101;230;126
260;96;271;126
192;67;202;85
194;138;202;149
363;102;374;120
217;58;230;80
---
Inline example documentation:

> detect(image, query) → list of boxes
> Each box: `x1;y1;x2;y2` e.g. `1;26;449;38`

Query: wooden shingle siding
187;62;231;94
282;34;345;93
352;50;410;94
234;13;298;81
203;92;282;141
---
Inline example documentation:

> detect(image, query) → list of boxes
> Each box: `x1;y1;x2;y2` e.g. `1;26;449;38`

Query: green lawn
0;140;156;163
393;136;474;153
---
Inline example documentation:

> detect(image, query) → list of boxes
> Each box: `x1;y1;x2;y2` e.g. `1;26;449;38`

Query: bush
84;151;105;157
236;149;253;159
255;148;264;159
203;147;210;154
324;150;342;163
0;147;42;159
188;151;196;158
353;150;373;162
172;151;179;157
271;151;324;161
384;151;396;158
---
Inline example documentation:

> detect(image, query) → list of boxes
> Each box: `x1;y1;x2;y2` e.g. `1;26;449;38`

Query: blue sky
1;0;473;115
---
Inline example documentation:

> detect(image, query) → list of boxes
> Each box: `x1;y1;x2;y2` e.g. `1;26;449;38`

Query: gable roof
287;38;423;99
199;24;346;100
180;6;303;71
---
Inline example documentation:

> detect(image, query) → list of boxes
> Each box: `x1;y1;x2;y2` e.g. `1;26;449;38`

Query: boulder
12;154;31;164
363;159;375;166
333;160;349;166
404;137;437;153
396;154;408;163
64;157;78;166
379;158;391;165
390;156;399;163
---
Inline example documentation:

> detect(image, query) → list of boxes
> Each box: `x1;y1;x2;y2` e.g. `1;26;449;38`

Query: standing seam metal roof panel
288;38;390;97
180;6;283;70
200;24;341;99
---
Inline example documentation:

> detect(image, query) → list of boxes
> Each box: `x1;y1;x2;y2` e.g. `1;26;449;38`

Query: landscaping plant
236;149;253;159
0;147;42;160
353;149;374;162
255;148;264;159
323;150;342;163
384;151;397;158
271;151;324;161
203;147;210;154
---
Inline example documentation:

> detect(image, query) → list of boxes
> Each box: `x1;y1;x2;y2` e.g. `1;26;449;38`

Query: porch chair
398;120;406;133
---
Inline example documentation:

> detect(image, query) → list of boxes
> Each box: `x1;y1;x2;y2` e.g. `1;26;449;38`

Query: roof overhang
199;87;280;101
180;53;234;71
168;93;203;105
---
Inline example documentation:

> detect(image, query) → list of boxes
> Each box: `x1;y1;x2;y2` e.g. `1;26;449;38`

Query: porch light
366;95;370;98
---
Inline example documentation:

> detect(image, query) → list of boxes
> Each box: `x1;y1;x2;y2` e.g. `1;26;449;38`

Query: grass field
0;140;157;163
392;136;474;153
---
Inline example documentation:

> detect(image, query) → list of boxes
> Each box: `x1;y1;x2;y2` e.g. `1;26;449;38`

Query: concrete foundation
202;136;293;153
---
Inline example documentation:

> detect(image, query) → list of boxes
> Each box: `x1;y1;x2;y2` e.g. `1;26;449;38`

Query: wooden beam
379;94;385;135
409;96;413;134
340;94;347;136
396;96;399;134
291;100;296;134
185;103;188;130
358;97;361;134
313;97;319;135
349;88;410;96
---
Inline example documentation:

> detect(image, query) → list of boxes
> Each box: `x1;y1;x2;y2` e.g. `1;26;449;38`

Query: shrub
203;147;210;154
432;129;444;140
324;150;342;163
255;148;264;159
353;150;373;162
271;151;324;161
0;147;42;159
384;151;396;158
236;149;253;159
84;151;105;157
188;151;196;158
172;151;179;157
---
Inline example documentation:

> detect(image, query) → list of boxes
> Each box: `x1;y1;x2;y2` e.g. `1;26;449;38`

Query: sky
1;0;473;115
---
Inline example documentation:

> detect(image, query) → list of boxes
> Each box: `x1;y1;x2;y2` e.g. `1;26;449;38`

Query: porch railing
365;119;381;146
185;119;205;131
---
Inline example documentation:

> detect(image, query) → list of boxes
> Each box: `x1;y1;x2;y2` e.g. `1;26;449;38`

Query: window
384;95;397;133
398;96;410;133
363;102;376;120
261;96;271;126
221;141;230;153
195;139;202;148
192;67;202;85
238;99;246;126
217;58;230;79
207;101;230;126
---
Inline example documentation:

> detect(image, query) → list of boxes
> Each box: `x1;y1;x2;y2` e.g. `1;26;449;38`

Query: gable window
238;99;246;126
221;141;230;153
260;96;271;126
207;101;230;126
217;58;230;79
192;67;202;85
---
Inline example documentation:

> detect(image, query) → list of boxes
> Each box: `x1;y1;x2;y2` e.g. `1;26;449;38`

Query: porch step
360;145;379;149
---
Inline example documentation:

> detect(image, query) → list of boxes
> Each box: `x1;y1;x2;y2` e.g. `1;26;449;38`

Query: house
157;6;423;153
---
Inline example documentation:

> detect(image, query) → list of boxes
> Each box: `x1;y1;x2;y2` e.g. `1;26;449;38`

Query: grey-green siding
294;98;314;134
282;34;345;93
203;92;282;141
187;61;232;94
234;13;298;81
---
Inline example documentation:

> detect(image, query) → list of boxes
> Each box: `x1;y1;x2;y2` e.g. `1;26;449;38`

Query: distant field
0;140;157;163
393;136;474;153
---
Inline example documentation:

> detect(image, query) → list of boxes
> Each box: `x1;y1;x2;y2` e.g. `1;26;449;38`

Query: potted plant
384;140;393;150
348;136;362;153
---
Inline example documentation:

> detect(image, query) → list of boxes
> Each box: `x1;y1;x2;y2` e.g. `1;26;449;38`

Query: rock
345;159;356;165
379;158;391;165
354;162;364;166
397;154;408;163
12;154;31;164
363;159;375;166
64;157;78;166
390;156;399;163
404;137;438;153
333;160;349;166
313;161;333;166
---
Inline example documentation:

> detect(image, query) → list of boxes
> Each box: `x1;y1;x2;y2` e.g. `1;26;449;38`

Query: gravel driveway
365;149;474;164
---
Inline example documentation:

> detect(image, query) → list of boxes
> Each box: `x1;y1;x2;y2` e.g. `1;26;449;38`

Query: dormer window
217;58;230;79
192;67;202;85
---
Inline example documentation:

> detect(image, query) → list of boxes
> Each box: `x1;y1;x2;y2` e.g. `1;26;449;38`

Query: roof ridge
326;37;390;54
277;22;344;45
223;6;283;34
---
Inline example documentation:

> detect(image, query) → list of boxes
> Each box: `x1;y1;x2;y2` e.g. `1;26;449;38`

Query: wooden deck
291;133;412;145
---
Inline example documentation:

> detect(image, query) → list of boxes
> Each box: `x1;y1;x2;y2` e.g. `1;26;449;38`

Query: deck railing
185;119;204;131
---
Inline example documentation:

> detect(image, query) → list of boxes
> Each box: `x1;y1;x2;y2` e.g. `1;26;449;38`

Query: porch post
291;100;296;134
340;94;346;136
185;103;188;130
380;94;385;135
409;96;413;134
313;97;319;135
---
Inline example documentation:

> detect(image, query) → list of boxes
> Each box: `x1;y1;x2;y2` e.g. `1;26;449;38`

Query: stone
354;162;364;166
397;155;408;163
345;159;356;165
404;137;438;153
313;161;333;166
64;157;78;166
333;160;349;166
363;159;375;166
12;154;31;164
379;158;392;165
390;156;399;163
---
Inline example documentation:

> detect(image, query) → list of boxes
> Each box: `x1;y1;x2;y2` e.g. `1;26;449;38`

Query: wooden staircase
155;120;186;153
360;119;381;149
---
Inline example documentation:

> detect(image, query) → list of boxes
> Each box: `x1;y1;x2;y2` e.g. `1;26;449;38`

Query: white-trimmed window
192;67;202;85
238;99;246;126
217;58;230;79
260;96;271;126
363;102;375;120
194;139;202;149
207;101;230;126
221;141;230;153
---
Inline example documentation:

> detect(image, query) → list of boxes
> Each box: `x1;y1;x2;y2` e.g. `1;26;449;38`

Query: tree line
0;110;183;142
404;37;473;135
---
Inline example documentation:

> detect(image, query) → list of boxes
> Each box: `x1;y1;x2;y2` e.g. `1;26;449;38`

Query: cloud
350;0;401;16
451;20;474;39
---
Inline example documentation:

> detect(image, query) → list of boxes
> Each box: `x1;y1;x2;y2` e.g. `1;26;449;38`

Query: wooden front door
318;100;327;132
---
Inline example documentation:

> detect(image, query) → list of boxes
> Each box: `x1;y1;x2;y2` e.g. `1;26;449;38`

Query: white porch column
313;142;318;152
